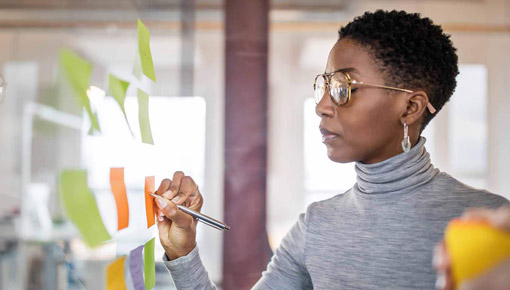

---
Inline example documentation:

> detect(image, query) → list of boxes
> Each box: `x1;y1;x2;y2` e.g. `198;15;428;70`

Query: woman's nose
315;90;335;118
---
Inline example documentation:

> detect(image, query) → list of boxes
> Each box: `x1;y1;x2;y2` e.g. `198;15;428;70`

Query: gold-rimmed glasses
313;70;437;114
0;75;6;103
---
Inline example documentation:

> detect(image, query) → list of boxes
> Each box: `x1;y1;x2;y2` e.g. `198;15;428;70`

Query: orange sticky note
445;219;510;286
106;256;127;290
110;168;129;230
145;176;155;228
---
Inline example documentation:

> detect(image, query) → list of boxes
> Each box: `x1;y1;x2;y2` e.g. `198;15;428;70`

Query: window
303;98;356;206
448;64;488;188
81;96;206;257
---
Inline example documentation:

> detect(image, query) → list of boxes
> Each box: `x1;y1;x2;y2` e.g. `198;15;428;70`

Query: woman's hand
154;171;204;260
434;206;510;290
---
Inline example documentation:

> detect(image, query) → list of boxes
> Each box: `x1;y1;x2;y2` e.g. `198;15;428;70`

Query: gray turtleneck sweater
163;138;508;289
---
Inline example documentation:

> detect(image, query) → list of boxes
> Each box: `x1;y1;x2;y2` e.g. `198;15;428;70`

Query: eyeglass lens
314;72;349;105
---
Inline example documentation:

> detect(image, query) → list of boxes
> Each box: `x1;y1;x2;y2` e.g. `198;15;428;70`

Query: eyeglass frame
313;70;437;114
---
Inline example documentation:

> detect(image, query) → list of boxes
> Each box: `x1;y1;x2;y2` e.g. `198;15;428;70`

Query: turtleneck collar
354;137;439;196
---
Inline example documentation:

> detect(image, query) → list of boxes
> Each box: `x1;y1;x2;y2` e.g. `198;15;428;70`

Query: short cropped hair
338;10;459;129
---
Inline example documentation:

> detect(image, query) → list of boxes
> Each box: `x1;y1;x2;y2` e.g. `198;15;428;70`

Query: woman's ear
400;90;429;127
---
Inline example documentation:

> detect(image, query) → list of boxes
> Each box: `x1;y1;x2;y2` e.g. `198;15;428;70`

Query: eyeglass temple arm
352;81;437;114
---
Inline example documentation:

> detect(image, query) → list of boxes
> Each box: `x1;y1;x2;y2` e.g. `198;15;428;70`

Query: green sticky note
59;170;111;247
59;49;101;134
143;238;155;290
108;74;133;135
137;89;154;145
88;111;100;136
137;19;157;82
132;50;143;81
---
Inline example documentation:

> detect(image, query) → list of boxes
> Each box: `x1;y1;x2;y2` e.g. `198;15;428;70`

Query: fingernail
156;197;167;208
432;247;443;267
172;196;180;203
435;274;445;290
158;215;164;222
432;252;441;268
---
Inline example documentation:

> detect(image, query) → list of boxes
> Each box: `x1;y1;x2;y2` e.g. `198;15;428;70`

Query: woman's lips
320;128;339;143
322;134;338;143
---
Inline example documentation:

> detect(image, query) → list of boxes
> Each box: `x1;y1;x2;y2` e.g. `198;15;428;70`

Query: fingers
461;208;493;222
434;206;510;290
157;209;166;223
155;171;203;220
461;206;510;232
155;195;195;230
156;178;172;197
165;171;185;200
433;241;455;290
459;258;510;290
491;206;510;232
171;176;199;205
433;241;449;270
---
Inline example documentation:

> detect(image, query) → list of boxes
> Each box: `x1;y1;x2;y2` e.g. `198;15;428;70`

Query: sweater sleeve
252;209;312;289
162;246;217;290
163;207;312;290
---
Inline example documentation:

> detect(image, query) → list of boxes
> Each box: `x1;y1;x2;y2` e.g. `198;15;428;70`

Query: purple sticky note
130;245;146;290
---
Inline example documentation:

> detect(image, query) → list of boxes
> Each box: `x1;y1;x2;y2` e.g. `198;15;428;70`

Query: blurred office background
0;0;509;289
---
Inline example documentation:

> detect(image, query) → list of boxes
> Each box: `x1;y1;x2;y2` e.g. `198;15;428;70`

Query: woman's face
316;38;409;164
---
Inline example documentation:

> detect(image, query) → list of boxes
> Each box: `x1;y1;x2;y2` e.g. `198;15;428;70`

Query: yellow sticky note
59;48;101;134
108;74;133;135
59;170;111;248
137;89;154;145
106;256;127;290
137;19;156;82
445;219;510;286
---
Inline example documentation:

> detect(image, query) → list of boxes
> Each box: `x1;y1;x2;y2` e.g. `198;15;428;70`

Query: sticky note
123;256;136;290
133;50;143;81
59;170;111;248
129;245;146;290
59;49;101;134
106;256;128;290
144;238;156;290
137;19;156;82
145;176;156;228
110;168;130;230
109;74;133;135
137;89;154;145
445;219;510;286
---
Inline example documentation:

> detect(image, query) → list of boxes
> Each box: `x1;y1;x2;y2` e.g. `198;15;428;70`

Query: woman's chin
326;147;355;164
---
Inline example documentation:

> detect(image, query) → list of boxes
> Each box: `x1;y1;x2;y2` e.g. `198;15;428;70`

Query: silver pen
149;192;230;231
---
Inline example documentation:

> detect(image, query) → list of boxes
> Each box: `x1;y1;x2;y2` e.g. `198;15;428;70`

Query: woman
153;10;508;289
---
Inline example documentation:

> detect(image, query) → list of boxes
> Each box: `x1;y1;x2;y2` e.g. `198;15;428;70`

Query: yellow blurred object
445;219;510;287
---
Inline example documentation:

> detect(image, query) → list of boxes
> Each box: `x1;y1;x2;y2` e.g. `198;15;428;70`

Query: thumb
155;196;194;230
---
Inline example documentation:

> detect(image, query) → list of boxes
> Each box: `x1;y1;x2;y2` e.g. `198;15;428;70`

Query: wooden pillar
223;0;271;289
